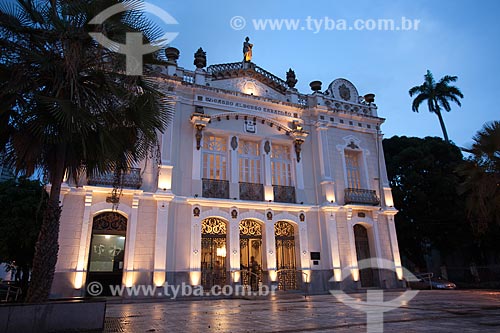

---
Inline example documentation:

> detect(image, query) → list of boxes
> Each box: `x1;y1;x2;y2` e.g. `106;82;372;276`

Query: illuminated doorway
86;212;127;296
239;219;262;290
201;217;227;290
354;224;375;287
275;221;298;290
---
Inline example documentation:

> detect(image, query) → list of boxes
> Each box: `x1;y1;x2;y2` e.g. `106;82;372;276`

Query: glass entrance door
239;219;262;290
275;221;298;290
201;218;227;290
86;212;127;296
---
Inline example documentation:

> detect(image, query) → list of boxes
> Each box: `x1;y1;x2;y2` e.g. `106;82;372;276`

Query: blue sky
148;0;500;148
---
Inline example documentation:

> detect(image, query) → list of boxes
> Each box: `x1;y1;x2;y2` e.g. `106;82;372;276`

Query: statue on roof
286;68;298;88
243;37;253;62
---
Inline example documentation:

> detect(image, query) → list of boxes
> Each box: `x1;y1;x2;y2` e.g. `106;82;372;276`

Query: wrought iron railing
239;182;264;201
273;185;296;203
344;188;380;206
87;168;142;189
182;72;194;84
202;178;230;199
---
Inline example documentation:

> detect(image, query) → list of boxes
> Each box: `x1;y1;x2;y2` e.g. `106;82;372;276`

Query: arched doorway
354;224;375;287
201;217;227;290
275;221;298;290
239;219;263;290
86;212;127;296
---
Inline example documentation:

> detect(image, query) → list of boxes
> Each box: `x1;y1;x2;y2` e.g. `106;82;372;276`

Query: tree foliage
0;178;47;290
0;0;174;302
458;121;500;241
409;70;464;142
383;136;467;268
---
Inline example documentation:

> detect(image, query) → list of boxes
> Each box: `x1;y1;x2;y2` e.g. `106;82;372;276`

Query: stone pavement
104;290;500;332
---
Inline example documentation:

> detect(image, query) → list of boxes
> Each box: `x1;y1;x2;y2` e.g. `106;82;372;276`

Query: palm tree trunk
26;146;66;302
436;110;450;143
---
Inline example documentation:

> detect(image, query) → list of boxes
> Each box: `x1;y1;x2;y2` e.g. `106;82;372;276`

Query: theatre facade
52;42;403;297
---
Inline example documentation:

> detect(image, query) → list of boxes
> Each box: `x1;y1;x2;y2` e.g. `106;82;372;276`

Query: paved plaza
104;290;500;332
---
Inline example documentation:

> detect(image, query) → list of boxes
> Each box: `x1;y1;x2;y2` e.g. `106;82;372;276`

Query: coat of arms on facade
245;120;256;133
339;83;351;101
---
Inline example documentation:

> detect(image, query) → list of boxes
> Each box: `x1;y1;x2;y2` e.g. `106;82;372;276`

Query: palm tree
0;0;174;302
458;121;500;237
409;70;464;143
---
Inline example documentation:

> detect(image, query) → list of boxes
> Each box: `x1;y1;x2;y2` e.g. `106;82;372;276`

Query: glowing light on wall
125;272;134;287
351;267;360;282
232;271;241;283
154;272;165;287
243;81;256;95
190;271;201;285
333;268;342;282
269;270;277;282
302;270;311;283
74;272;84;289
216;247;226;257
395;267;403;280
264;186;274;202
384;187;394;207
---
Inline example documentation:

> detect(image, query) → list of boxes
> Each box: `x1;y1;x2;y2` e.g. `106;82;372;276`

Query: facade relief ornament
339;83;351;101
193;206;200;217
190;113;210;150
264;140;270;154
231;136;238;150
299;213;305;222
327;78;359;103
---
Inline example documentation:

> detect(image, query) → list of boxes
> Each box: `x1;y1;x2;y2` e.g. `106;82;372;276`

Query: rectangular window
271;144;292;186
202;136;227;180
238;140;261;183
345;150;361;189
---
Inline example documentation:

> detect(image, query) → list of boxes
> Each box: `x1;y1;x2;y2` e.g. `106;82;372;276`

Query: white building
52;42;403;297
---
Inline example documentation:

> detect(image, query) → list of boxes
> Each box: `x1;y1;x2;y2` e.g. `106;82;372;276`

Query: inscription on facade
197;95;297;118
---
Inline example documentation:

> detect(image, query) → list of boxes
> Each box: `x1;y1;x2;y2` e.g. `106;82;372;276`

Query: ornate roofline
207;62;289;94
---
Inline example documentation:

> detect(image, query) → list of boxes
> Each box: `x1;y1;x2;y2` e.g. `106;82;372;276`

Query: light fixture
216;247;226;257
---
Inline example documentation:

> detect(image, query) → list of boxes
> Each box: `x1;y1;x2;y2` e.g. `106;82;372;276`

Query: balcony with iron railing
239;182;264;201
344;188;380;206
273;185;296;204
202;178;230;199
87;168;142;189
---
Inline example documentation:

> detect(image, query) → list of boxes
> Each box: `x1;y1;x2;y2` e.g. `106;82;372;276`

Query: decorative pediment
338;135;362;151
207;62;288;94
327;78;359;103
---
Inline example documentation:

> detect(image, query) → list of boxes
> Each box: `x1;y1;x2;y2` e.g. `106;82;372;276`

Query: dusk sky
148;0;500;149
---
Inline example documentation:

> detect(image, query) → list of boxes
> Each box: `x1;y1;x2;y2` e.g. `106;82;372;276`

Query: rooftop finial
194;47;207;69
243;37;253;62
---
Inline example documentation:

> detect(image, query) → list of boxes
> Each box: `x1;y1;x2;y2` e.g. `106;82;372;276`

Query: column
123;195;140;287
386;213;403;280
73;191;93;290
189;210;202;285
325;211;342;282
153;199;170;286
228;217;240;283
229;136;239;199
262;139;273;201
